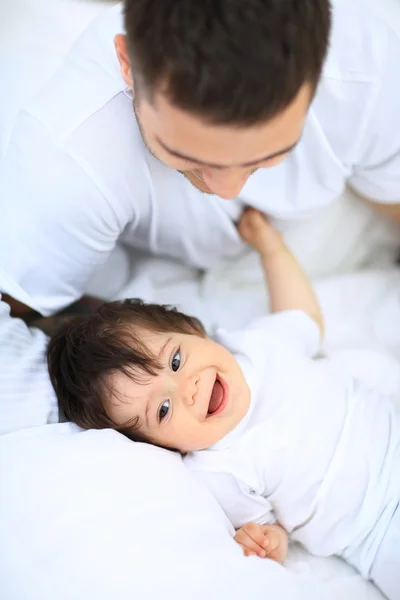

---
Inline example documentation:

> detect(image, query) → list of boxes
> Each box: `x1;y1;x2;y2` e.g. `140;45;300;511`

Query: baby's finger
237;544;257;558
235;529;267;557
242;522;271;549
265;542;280;556
235;535;266;558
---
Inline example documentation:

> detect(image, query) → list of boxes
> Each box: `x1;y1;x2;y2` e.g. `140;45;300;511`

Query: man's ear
114;34;133;88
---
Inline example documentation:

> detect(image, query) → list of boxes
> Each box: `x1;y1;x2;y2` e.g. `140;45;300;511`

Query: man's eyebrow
155;137;300;168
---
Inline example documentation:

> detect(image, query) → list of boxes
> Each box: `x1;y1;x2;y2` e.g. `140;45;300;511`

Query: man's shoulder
322;0;389;86
310;0;396;163
6;4;150;198
25;4;127;144
1;5;150;249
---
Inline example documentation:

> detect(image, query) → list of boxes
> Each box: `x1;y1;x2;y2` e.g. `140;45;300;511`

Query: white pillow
0;424;333;600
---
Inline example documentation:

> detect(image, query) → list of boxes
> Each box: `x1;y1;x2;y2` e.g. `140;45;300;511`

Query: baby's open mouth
206;377;226;417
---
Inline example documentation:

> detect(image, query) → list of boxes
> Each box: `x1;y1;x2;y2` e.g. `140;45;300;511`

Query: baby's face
106;330;250;452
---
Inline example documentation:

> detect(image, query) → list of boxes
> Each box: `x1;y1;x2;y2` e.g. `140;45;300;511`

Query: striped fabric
0;296;58;435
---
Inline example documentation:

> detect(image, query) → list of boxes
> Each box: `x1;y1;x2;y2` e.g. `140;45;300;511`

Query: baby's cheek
168;417;194;448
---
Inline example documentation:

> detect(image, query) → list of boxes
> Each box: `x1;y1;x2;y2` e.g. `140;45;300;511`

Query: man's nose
201;168;250;199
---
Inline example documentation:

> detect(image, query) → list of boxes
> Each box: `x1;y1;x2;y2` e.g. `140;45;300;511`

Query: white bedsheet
112;257;399;600
1;1;400;598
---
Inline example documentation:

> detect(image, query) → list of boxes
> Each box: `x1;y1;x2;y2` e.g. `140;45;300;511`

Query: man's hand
1;294;38;320
234;521;288;564
1;294;104;337
238;208;284;258
29;296;104;337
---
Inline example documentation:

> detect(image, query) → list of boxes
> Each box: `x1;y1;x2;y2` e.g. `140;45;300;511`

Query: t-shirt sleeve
0;295;58;434
0;111;131;315
215;310;321;361
189;469;275;530
348;27;400;204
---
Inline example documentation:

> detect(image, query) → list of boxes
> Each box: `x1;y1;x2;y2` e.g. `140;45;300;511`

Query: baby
47;209;400;600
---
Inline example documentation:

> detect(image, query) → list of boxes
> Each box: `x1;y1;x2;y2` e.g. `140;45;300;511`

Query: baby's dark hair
47;299;206;441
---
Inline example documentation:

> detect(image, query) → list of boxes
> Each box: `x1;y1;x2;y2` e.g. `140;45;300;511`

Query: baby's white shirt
184;311;400;575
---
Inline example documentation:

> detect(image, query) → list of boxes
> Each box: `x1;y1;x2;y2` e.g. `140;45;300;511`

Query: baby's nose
182;377;198;406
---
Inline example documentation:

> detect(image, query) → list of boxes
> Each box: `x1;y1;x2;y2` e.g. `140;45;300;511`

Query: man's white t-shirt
1;0;400;314
184;311;400;577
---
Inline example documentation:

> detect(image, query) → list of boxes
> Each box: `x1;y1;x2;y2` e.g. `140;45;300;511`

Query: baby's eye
171;350;181;372
158;400;170;421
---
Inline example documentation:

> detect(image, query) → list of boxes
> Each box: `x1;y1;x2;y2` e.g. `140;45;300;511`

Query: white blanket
1;1;399;598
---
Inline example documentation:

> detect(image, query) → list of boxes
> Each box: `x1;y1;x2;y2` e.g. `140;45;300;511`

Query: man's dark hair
47;299;206;442
124;0;331;125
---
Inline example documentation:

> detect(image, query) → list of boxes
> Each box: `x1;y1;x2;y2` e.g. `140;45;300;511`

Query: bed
1;1;399;599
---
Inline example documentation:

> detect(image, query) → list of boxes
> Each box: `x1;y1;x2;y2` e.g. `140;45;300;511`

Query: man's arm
0;110;127;317
1;293;104;336
28;296;104;337
1;295;39;319
347;26;400;221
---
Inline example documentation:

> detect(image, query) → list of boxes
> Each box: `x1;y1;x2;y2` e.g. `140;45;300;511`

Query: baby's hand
238;208;284;257
234;522;288;565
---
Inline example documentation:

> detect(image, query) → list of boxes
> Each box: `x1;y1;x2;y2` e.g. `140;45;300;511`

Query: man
1;0;399;326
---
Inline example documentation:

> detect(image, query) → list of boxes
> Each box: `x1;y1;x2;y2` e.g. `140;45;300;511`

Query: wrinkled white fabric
185;312;400;580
